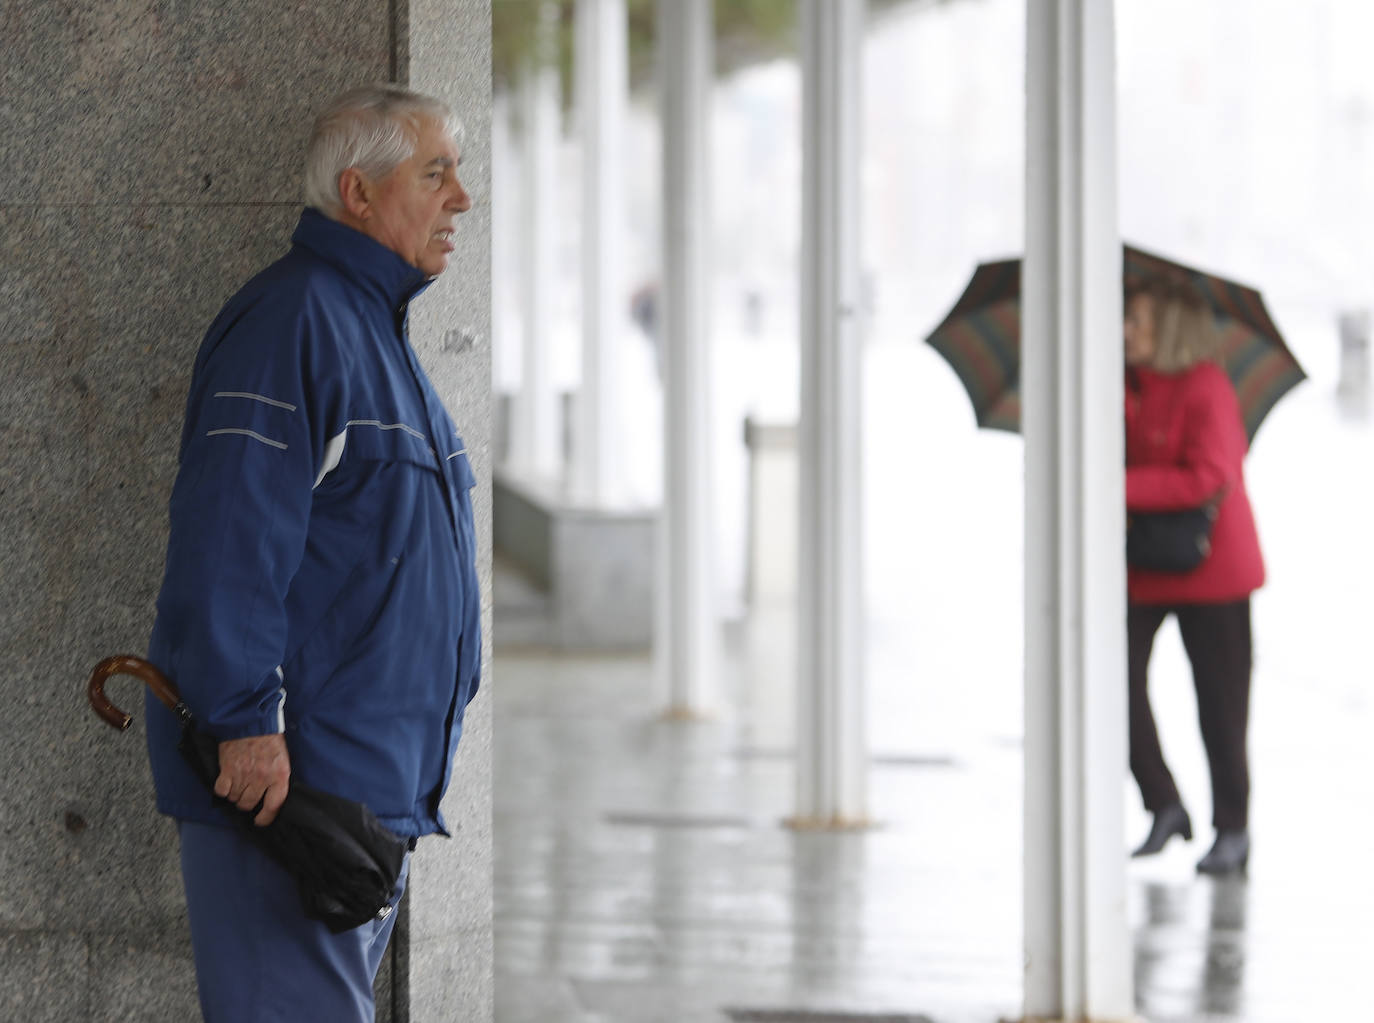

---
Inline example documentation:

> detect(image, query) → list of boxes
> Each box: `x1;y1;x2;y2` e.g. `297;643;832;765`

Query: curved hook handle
86;655;183;731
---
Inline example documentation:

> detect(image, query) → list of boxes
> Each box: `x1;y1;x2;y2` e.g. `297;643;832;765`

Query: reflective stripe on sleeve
206;428;287;451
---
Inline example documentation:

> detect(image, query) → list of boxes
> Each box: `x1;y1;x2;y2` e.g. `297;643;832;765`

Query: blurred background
490;1;1374;1020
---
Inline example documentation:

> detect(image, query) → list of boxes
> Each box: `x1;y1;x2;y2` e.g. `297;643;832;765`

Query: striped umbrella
924;245;1307;442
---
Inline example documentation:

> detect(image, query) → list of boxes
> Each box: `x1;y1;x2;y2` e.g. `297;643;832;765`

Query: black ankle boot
1131;803;1193;857
1196;829;1249;875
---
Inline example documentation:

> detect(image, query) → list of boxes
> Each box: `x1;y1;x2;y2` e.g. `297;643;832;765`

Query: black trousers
1128;598;1253;831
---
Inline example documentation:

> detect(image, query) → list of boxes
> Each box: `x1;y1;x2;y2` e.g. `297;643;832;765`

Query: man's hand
214;733;291;826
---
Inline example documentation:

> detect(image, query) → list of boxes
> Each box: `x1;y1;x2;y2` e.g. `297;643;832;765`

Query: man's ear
338;168;372;221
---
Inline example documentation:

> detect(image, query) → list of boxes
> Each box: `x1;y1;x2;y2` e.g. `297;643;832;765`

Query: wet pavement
494;623;1374;1023
494;343;1374;1022
495;638;1019;1023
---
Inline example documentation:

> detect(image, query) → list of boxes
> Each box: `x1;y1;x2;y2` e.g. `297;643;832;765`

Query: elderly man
144;84;481;1021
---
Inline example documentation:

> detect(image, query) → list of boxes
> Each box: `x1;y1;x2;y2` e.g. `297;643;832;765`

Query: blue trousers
178;820;409;1023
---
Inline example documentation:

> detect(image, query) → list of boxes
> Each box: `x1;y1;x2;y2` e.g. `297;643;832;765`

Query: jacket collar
291;207;432;309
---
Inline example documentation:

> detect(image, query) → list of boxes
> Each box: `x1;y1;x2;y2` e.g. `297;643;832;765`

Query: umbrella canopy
87;655;408;934
924;245;1307;442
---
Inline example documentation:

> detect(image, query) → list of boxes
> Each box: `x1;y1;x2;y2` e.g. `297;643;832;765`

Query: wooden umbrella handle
86;655;183;731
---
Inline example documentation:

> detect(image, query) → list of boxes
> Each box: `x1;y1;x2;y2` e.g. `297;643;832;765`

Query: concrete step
493;554;554;649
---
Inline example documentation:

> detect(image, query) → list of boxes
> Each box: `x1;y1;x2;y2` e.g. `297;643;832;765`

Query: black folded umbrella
87;654;409;934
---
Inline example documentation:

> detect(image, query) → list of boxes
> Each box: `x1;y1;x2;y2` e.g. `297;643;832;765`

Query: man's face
362;117;471;277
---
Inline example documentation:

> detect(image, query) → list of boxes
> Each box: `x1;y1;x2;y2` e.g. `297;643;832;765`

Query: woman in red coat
1124;276;1264;875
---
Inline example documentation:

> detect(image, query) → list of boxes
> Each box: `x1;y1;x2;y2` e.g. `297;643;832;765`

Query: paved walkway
494;348;1374;1022
495;632;1020;1023
493;589;1374;1023
494;632;1374;1022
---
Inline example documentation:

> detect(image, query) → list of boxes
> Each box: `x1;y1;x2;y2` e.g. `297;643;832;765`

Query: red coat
1125;362;1265;605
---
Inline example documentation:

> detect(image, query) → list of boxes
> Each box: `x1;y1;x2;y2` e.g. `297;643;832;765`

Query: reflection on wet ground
494;616;1374;1023
495;354;1374;1021
495;645;1018;1023
1134;878;1249;1020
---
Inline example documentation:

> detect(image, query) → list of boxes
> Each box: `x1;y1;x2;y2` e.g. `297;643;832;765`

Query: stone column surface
398;2;494;1021
0;2;492;1021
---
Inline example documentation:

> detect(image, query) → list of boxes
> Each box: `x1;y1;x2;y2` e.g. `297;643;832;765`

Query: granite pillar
396;2;494;1020
0;2;492;1020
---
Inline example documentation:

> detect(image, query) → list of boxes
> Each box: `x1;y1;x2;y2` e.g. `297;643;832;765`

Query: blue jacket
146;208;482;838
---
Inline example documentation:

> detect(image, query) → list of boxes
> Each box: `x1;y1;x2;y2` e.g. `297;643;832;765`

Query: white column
793;0;866;828
512;1;562;482
1023;0;1132;1019
573;0;628;505
657;0;717;714
491;88;517;402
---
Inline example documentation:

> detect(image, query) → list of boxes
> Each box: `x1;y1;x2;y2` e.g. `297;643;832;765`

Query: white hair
304;84;465;216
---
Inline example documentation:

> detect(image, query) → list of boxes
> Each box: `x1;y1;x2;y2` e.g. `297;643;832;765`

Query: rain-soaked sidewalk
494;620;1374;1023
494;343;1374;1022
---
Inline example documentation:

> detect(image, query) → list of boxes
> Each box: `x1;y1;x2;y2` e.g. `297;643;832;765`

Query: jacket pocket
329;417;442;477
441;437;477;492
283;534;405;716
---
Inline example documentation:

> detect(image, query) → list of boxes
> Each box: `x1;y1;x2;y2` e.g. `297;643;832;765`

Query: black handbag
1126;505;1218;572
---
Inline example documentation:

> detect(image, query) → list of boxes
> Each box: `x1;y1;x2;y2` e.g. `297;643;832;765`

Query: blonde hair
1127;275;1222;372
